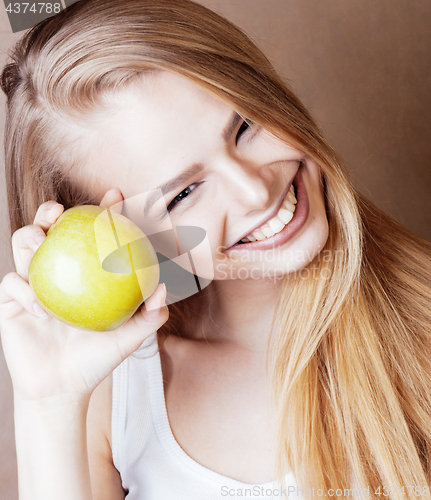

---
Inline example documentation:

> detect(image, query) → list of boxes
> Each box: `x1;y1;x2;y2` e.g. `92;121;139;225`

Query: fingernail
146;284;166;312
160;283;167;306
155;283;167;310
33;302;48;318
46;202;59;210
106;188;121;198
34;233;46;244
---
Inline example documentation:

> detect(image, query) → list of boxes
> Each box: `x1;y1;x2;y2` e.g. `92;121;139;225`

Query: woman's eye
167;183;199;213
235;119;253;144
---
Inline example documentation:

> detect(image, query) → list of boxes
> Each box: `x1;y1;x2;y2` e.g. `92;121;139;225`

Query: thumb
114;283;169;356
144;283;167;312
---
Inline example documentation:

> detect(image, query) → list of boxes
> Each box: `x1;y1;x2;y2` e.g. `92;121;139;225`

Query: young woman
1;0;430;498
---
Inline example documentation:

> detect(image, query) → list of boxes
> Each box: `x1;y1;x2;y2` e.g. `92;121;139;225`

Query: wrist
14;392;90;418
13;391;93;500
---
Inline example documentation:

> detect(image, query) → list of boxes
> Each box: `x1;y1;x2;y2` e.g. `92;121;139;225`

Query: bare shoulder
87;371;126;500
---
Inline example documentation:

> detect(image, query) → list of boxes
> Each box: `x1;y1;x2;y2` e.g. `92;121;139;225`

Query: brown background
0;1;430;497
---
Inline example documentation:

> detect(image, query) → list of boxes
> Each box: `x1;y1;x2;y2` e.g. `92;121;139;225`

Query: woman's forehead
76;71;233;199
108;71;225;113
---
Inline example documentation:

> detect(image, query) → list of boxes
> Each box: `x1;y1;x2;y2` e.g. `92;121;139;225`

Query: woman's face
79;71;329;282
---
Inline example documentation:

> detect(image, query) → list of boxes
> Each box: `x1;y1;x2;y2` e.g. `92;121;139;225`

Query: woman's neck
187;277;283;354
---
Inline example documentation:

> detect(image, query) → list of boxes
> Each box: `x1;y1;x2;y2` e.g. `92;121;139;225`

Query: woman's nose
221;157;272;211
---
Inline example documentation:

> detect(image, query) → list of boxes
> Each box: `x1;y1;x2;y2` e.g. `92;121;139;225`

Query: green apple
29;205;160;331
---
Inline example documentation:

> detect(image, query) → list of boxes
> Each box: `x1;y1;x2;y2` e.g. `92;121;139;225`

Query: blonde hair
2;0;431;496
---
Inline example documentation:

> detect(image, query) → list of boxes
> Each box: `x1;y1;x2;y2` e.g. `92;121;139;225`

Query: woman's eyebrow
143;163;203;216
143;111;240;215
222;111;241;142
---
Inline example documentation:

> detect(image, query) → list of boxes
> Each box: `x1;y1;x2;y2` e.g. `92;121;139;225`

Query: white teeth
283;199;296;212
238;182;298;244
278;208;293;224
269;217;285;234
261;226;276;237
253;231;266;241
287;191;297;205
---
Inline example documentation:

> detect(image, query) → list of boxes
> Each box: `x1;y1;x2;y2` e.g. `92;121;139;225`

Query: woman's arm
14;372;125;500
0;191;168;500
14;396;93;500
87;373;126;500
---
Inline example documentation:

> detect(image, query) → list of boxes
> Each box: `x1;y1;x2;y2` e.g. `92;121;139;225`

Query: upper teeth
239;184;297;243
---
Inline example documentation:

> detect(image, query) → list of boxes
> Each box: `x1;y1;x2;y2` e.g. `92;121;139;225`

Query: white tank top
111;333;300;499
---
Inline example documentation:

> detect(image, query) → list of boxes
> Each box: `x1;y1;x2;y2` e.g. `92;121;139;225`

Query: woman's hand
0;189;169;407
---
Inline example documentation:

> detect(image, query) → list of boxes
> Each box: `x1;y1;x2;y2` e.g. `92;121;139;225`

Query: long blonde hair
2;0;431;496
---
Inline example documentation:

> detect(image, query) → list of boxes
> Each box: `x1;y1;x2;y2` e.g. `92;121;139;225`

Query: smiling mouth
235;181;297;244
228;166;309;251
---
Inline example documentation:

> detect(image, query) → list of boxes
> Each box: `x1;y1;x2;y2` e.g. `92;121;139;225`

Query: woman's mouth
238;183;297;243
228;167;309;251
